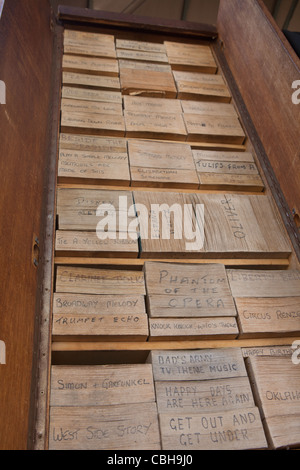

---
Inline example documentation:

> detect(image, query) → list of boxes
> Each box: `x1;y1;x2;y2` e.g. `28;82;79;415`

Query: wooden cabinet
0;0;299;450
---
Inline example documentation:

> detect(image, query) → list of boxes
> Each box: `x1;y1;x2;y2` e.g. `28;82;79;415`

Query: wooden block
119;59;172;73
192;149;264;191
124;111;187;141
155;376;255;413
134;191;291;259
58;148;130;185
62;72;120;91
159;407;268;450
52;311;149;341
119;67;177;99
149;317;238;341
149;348;247;381
117;49;169;64
55;266;146;295
57;210;138;234
116;39;166;54
64;30;116;48
144;262;237;318
128;140;198;188
235;297;300;338
123;95;182;114
242;346;293;358
59;134;127;153
227;269;300;297
176;81;231;103
246;356;300;448
63;32;116;59
164;41;218;73
62;54;119;76
61;86;122;104
63;43;117;59
55;231;139;257
184;114;245;144
181;100;238;117
56;188;134;212
49;402;161;450
50;364;155;406
61;110;125;137
173;71;226;85
61;98;123;116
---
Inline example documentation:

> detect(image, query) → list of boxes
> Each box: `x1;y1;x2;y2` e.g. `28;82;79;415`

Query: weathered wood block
55;266;146;295
184;114;246;144
155;376;255;413
61;98;123;116
119;67;177;98
242;346;293;358
159;407;268;450
123;95;182;114
58;148;130;185
128;140;198;188
116;49;169;64
177;82;231;102
144;262;237;318
62;72;121;91
227;269;300;297
149;348;247;381
50;364;155;406
119;59;172;72
134;191;291;259
61;86;122;104
63;43;117;59
64;30;116;48
124;111;187;141
59;134;127;153
180;100;238;117
62;54;119;76
61;110;125;137
149;317;238;341
116;39;166;54
235;297;300;338
246;355;300;449
192;149;264;191
63;31;116;59
164;41;218;73
49;402;161;450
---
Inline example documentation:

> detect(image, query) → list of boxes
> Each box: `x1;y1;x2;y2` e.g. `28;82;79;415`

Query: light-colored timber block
184;114;246;145
118;59;172;72
61;86;122;104
59;134;127;153
149;348;247;381
62;54;119;76
49;402;161;450
176;81;231;103
155;376;255;413
116;39;166;54
119;66;177;98
63;31;116;59
61;98;123;116
164;41;218;74
116;49;169;64
235;297;300;338
64;30;116;47
61;110;125;137
128;140;198;189
123;95;182;115
242;346;294;358
124;111;187;141
144;262;237;318
180;100;238;117
62;72;120;91
159;407;268;450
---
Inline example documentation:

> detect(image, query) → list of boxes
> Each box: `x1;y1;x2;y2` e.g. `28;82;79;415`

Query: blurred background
50;0;300;31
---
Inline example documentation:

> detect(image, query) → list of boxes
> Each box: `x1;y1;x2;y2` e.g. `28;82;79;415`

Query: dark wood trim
57;6;218;39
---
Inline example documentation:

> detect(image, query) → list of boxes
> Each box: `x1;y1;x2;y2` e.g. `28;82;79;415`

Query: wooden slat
116;39;166;54
116;49;169;64
61;110;126;137
164;41;218;73
62;54;119;76
242;345;293;357
181;100;238;117
59;134;127;153
61;98;123;116
61;86;122;103
184;114;245;144
124;111;187;141
119;66;177;99
62;72;120;91
123;95;182;114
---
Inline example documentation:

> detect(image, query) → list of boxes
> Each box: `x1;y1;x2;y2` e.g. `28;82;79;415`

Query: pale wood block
144;262;237;318
193;150;255;163
159;407;268;450
235;297;300;338
184;114;245;144
242;346;293;358
164;41;218;73
130;167;199;189
123;95;182;114
55;266;146;295
62;72;120;91
64;30;116;47
181;100;238;117
62;54;119;76
52;312;149;341
119;59;172;72
116;39;166;54
116;49;169;64
55;231;139;257
64;43;117;59
155;376;255;413
198;173;265;192
57;210;138;234
59;134;127;153
124;111;187;141
49;403;161;450
61;98;123;115
58;148;130;185
173;71;226;85
149;348;247;381
263;414;300;449
50;364;155;406
61;110;125;137
56;188;134;212
148;317;238;341
63;32;116;59
53;293;146;315
176;81;232;103
227;269;300;297
62;86;122;103
119;67;177;98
